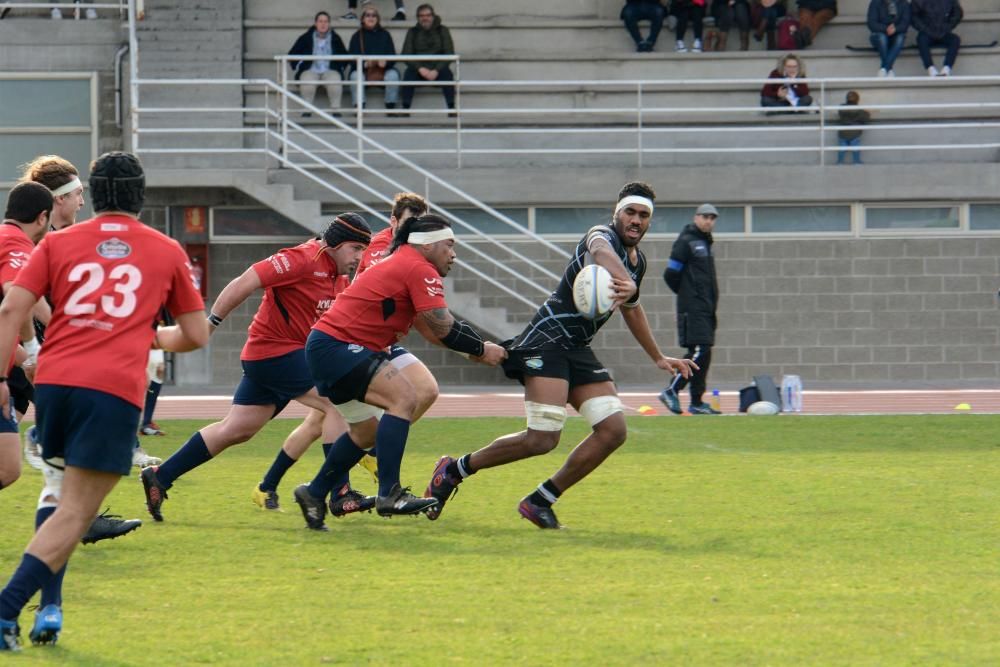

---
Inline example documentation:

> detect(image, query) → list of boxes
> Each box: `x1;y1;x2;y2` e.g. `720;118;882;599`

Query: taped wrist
441;319;485;357
23;337;41;365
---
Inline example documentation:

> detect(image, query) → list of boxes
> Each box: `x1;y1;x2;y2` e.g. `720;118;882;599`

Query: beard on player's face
614;210;648;247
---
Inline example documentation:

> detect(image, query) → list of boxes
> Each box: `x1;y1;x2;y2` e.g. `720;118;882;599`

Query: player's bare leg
0;433;22;491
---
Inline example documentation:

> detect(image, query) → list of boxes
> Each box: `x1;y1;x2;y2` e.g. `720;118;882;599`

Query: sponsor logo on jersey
426;286;444;297
96;238;131;259
525;357;543;370
100;223;128;232
593;368;609;374
348;343;365;353
314;271;328;278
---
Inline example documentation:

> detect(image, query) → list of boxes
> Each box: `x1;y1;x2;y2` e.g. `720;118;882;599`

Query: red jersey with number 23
313;244;446;351
243;239;348;361
14;214;205;408
0;223;36;373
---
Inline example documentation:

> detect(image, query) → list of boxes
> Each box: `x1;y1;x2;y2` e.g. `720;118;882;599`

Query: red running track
109;389;1000;420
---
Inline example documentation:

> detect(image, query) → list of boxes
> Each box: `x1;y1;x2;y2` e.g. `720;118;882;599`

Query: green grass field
1;415;998;665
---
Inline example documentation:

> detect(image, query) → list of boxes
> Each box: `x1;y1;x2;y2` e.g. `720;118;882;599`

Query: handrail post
819;80;826;166
263;86;269;168
356;56;364;164
281;69;288;163
127;0;139;154
455;57;462;169
637;81;644;169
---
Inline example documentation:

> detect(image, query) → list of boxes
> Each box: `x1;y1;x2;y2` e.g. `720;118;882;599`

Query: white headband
615;195;654;215
50;177;82;197
408;228;455;245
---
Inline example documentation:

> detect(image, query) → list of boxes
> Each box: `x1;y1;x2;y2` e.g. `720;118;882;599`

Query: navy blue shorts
234;349;315;416
306;330;388;405
0;396;17;434
502;346;613;388
34;384;140;476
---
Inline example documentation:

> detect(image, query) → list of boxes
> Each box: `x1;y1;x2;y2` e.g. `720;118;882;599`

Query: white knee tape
578;395;624;427
390;352;419;371
525;401;567;432
335;400;385;424
38;459;64;507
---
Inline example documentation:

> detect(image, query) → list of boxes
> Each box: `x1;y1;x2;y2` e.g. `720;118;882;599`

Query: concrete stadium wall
179;223;1000;389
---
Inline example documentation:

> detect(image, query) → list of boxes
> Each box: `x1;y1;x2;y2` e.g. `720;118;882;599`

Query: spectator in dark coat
621;0;667;52
347;5;401;110
288;12;348;114
911;0;962;76
400;4;456;113
868;0;911;77
795;0;837;47
836;90;871;165
760;53;813;111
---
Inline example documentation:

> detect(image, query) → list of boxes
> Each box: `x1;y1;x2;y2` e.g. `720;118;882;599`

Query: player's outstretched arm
414;307;506;366
207;267;262;331
0;286;37;418
155;310;210;353
620;303;697;378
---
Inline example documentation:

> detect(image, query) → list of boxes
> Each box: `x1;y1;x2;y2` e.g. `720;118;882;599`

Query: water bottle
710;388;721;413
781;375;803;413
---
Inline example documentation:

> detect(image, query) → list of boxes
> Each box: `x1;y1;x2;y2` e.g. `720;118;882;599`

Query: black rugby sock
447;453;475;479
528;479;561;508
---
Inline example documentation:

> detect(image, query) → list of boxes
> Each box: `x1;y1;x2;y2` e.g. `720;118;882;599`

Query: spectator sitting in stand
912;0;962;76
712;0;752;51
289;11;348;117
347;4;402;114
760;53;813;112
400;4;456;116
868;0;911;77
794;0;837;48
752;0;788;50
622;1;667;52
673;0;708;52
836;90;870;165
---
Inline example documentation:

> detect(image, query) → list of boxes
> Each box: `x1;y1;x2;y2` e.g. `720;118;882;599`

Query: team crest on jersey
348;344;365;353
525;357;543;370
97;238;131;258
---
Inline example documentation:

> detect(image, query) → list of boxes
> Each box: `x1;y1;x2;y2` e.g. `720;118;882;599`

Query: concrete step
243;0;999;21
245;14;1000;57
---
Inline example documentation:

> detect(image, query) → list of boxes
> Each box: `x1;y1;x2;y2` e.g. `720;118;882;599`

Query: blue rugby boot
29;605;61;646
423;456;462;521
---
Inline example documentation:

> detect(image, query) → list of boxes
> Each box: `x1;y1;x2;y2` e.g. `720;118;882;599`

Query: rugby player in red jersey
0;152;208;650
0;182;53;495
140;213;374;521
292;213;507;530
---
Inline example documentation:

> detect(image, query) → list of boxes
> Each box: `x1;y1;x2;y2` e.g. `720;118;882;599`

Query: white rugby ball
573;264;615;320
747;400;780;416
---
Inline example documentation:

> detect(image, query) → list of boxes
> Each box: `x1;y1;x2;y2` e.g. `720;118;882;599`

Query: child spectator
837;90;871;165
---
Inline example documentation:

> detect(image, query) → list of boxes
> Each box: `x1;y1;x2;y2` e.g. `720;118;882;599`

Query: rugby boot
251;485;280;511
658;388;682;415
140;466;168;521
28;605;61;646
0;618;20;651
132;445;162;468
423;455;462;521
328;484;375;517
376;483;438;517
518;497;564;529
82;509;142;544
293;484;329;531
139;421;165;436
23;425;43;471
688;403;721;415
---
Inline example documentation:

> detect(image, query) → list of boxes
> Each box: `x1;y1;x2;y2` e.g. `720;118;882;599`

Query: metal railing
262;71;1000;168
0;1;133;19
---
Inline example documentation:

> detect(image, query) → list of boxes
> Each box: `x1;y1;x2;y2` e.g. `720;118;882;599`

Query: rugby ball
747;400;780;416
573;264;615;320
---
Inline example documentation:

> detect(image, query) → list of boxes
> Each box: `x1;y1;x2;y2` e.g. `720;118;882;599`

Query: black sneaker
688;403;721;415
391;9;406;20
328;484;376;517
659;388;682;415
376;483;438;516
82;509;142;544
423;456;461;521
140;466;168;522
518;497;563;529
293;484;329;531
0;618;20;652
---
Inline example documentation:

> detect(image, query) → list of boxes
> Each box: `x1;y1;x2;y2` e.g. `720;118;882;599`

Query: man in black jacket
912;0;962;76
288;11;348;114
660;204;720;415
